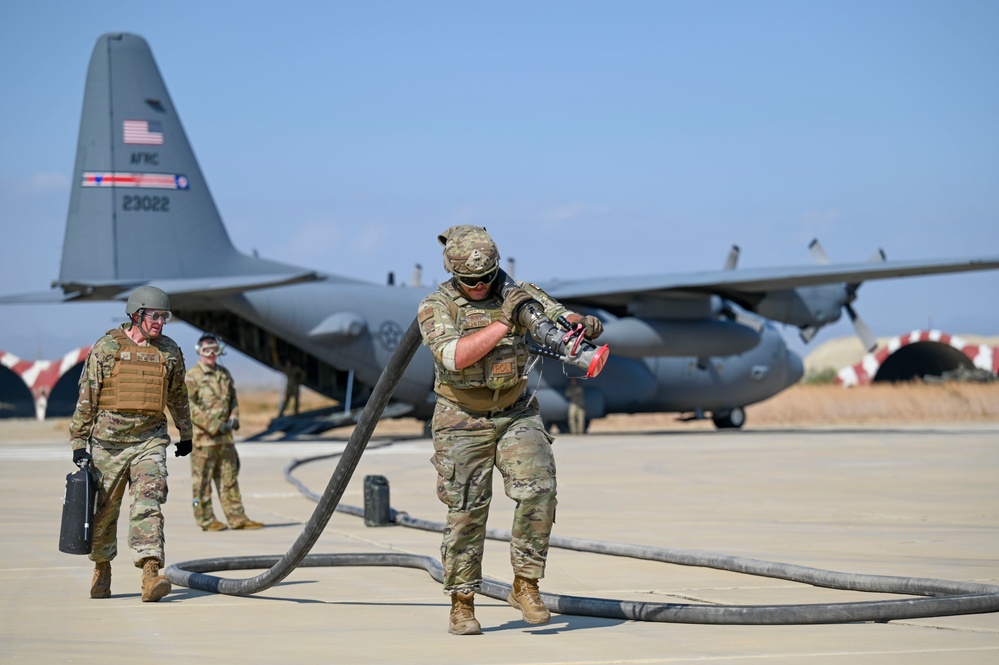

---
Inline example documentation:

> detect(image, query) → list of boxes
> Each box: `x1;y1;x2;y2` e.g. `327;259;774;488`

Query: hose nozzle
518;302;610;378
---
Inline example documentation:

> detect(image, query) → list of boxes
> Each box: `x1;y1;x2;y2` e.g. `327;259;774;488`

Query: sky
1;1;997;386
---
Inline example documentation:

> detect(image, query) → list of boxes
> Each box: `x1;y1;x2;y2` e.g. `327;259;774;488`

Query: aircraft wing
146;271;324;300
539;255;999;309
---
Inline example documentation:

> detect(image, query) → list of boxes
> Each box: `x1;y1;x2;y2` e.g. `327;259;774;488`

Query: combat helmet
125;285;171;316
438;225;500;278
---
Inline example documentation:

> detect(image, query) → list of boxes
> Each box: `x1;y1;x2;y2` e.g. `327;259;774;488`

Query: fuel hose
166;319;999;624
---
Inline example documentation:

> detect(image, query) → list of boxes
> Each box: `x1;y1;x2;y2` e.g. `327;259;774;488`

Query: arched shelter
836;331;997;386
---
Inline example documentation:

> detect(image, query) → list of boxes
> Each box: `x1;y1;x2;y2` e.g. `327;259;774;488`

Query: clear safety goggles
143;309;173;323
456;267;498;289
198;345;222;357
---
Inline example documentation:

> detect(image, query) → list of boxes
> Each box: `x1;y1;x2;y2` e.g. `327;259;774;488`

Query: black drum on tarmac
363;475;391;527
59;463;97;555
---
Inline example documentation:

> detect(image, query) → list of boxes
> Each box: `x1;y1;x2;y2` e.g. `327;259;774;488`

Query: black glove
228;417;240;432
175;440;193;457
582;315;603;340
499;287;538;329
72;448;91;465
218;421;231;435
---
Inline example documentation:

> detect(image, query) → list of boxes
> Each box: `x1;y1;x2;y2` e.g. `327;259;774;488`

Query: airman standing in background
278;359;305;416
186;334;263;532
69;285;193;602
565;378;587;434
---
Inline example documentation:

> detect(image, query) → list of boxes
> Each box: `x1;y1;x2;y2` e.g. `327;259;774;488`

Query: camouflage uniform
185;361;252;528
419;278;571;594
279;363;305;416
69;324;192;567
565;380;587;434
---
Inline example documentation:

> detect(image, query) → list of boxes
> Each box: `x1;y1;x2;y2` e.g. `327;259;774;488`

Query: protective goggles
143;310;173;323
198;345;223;357
455;267;498;288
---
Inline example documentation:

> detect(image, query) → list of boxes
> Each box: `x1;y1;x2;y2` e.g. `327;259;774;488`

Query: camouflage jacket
69;324;193;451
186;361;239;446
418;277;570;412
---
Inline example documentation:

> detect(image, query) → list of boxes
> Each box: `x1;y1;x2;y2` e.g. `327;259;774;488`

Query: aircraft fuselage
175;281;803;424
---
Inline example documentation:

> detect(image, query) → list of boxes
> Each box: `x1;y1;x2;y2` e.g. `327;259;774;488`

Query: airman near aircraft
565;378;586;434
186;334;264;532
279;359;305;417
69;285;192;602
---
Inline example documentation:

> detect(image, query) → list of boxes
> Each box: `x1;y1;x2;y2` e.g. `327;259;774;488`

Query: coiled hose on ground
166;319;999;624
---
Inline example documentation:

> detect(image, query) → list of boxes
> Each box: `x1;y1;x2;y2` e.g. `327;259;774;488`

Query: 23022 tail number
122;195;170;212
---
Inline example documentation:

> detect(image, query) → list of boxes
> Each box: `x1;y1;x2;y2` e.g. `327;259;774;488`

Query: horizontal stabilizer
0;290;87;305
0;271;325;306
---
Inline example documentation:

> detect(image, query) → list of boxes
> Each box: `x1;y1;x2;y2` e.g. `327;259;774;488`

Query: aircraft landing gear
712;407;746;429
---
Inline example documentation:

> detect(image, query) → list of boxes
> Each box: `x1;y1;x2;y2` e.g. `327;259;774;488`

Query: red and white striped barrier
836;330;997;386
0;347;91;419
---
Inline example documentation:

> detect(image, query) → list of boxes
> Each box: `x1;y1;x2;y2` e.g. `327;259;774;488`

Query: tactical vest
433;281;530;413
96;328;168;414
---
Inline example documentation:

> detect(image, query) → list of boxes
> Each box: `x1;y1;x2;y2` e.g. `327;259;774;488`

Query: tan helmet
125;285;170;316
438;225;500;277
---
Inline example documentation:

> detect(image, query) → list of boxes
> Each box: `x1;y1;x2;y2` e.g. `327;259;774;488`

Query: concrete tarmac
1;424;997;664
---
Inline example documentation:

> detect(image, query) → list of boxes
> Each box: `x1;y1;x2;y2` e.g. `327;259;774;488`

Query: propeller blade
808;238;831;264
802;242;878;351
868;248;886;263
845;304;877;352
724;245;740;270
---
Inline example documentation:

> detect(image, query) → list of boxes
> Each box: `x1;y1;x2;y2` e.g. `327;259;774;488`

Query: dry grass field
744;381;999;426
3;382;996;444
592;381;999;432
234;382;999;434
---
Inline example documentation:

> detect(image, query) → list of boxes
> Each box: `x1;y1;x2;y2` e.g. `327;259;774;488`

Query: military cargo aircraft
4;33;999;431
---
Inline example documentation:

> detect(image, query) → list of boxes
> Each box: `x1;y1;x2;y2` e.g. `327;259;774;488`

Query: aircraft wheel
712;407;746;429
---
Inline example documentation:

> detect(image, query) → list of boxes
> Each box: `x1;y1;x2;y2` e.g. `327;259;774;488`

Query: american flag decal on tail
123;119;164;145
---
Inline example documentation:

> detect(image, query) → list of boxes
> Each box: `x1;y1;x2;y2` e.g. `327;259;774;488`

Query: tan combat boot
140;558;171;602
230;518;264;530
449;592;482;635
202;519;228;532
90;561;111;598
508;576;551;625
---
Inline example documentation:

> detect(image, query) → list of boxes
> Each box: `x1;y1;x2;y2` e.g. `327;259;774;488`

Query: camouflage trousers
190;443;248;527
568;402;586;435
88;436;169;567
430;396;557;594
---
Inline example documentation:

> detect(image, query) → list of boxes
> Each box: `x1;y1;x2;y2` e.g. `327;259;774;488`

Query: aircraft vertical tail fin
59;33;305;297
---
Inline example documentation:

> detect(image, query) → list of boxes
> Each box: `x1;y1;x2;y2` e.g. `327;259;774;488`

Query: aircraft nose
786;349;805;385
